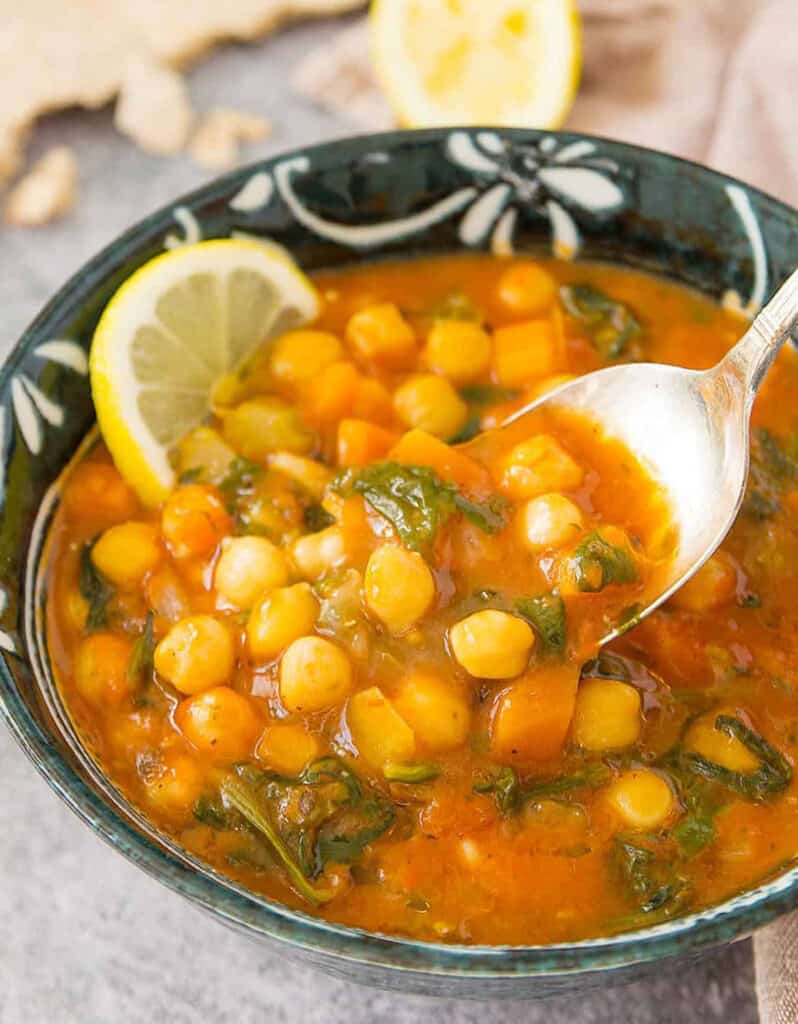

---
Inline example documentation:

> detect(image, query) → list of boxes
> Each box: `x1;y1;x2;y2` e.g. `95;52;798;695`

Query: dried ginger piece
291;20;394;130
114;55;194;155
4;146;78;227
189;107;272;171
0;0;365;182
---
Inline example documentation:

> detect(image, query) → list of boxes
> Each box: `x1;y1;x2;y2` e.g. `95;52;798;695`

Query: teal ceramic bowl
2;129;797;999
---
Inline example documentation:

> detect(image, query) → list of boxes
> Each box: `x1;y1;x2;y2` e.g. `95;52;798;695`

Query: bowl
2;128;797;999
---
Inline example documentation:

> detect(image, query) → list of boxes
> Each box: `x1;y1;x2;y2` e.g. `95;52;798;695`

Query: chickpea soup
45;255;798;945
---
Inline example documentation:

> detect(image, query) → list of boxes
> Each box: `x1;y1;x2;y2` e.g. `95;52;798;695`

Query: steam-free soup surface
46;255;798;944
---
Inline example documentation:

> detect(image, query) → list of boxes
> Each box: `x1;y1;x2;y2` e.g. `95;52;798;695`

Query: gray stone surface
0;15;759;1023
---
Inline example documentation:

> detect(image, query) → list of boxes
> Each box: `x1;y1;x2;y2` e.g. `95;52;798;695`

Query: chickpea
558;525;638;595
669;553;737;612
517;493;583;552
270;329;343;382
364;544;436;635
74;633;135;706
497;263;557;317
177;426;235;485
449;610;534;679
143;753;204;817
106;709;161;760
91;522;161;588
345;302;416;366
214;536;289;610
247;583;319;661
606;770;676;831
393;374;468;440
222;397;313;459
161;484;232;560
62;461;137;532
291;526;347;580
425;320;491;383
683;708;761;773
175;686;261;762
268;452;332;500
154;615;234;694
279;636;353;713
393;671;471;752
347;686;416;768
497;434;584;501
572;678;642;751
257;722;321;774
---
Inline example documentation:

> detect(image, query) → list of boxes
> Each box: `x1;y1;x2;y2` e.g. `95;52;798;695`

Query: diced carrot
305;361;360;423
352;376;394;425
490;663;579;762
493;319;559;387
388;428;489;490
784;489;798;515
337;418;399;467
62;461;138;533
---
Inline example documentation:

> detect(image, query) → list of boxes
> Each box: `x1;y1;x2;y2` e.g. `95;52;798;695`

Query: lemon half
90;239;319;506
371;0;581;130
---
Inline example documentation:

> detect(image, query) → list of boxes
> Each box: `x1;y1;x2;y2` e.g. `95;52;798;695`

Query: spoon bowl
495;268;798;642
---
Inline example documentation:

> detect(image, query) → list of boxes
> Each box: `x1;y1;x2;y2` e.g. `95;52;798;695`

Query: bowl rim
3;125;798;980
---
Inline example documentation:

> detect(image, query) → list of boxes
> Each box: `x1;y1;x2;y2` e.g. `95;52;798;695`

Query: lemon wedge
90;238;319;506
370;0;581;130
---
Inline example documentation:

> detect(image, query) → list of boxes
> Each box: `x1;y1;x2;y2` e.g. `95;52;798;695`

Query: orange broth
44;255;798;944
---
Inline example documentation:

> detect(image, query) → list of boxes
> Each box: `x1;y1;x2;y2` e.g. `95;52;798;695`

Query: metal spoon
493;268;798;643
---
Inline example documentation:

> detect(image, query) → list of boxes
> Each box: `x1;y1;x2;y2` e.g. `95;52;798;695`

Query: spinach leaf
218;456;263;514
474;763;609;815
459;385;521;407
453;492;508;534
743;429;798;520
333;462;506;551
680;715;792;801
474;766;522;815
521;763;610;802
671;785;723;856
450;414;481;445
614;838;686;915
193;791;239;829
220;772;336;905
384;762;440;783
128;611;155;688
314;802;395;870
515;593;567;654
212;757;395;903
743;489;780;520
571;531;638;592
560;284;640;359
754;428;798;481
303;503;336;533
79;543;114;631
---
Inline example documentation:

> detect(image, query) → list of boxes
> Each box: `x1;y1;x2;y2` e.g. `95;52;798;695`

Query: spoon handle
717;267;798;398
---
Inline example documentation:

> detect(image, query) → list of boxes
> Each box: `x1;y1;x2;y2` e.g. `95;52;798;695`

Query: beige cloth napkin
293;2;798;1020
293;0;798;203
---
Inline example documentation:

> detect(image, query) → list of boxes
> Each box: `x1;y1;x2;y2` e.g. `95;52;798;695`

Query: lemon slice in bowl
370;0;581;130
90;238;319;506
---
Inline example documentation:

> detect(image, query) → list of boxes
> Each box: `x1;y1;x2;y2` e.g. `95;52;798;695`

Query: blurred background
0;1;793;1021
